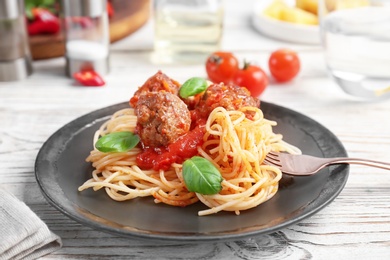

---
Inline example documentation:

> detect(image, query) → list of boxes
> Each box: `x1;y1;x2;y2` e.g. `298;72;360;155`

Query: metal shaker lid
0;57;33;82
61;0;106;18
0;0;23;19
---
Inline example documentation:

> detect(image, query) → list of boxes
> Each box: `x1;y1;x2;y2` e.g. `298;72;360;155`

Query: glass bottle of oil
153;0;224;64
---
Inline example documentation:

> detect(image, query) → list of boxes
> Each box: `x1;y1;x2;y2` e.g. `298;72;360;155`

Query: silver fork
264;151;390;176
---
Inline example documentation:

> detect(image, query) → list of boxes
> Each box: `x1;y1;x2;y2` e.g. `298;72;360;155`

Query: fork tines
264;151;282;167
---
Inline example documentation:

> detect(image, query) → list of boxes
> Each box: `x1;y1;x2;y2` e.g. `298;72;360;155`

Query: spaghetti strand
79;106;300;216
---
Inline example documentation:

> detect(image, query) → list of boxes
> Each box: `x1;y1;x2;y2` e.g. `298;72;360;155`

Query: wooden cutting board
29;0;150;60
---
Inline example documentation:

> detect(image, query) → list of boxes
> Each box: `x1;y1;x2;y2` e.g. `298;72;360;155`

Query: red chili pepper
27;7;60;35
107;2;114;18
73;70;105;87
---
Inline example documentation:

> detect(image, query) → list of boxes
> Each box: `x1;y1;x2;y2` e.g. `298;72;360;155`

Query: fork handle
325;157;390;171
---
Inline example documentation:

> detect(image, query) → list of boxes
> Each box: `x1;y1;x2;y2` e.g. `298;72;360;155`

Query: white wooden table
1;1;390;259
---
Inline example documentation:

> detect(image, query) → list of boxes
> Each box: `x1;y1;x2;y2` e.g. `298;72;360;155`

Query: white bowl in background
251;0;320;45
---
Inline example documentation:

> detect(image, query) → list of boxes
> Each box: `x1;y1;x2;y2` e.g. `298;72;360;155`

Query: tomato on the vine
231;63;268;97
268;49;300;82
205;52;239;84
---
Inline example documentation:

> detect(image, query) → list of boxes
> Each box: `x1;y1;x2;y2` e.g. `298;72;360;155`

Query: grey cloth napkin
0;188;62;260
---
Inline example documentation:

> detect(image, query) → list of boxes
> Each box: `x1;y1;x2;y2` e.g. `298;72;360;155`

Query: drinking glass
318;0;390;100
62;0;110;77
152;0;224;64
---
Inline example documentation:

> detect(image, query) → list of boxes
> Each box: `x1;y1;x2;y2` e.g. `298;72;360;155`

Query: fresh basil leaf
182;156;223;195
25;0;57;18
179;77;208;98
95;131;140;153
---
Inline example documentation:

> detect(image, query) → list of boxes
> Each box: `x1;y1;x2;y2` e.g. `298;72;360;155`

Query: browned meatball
135;92;191;147
196;83;260;118
130;71;181;107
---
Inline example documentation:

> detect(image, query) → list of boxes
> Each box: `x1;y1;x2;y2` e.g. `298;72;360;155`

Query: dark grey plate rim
35;101;349;242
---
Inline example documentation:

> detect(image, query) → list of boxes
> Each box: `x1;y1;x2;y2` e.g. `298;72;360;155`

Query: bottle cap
61;0;106;18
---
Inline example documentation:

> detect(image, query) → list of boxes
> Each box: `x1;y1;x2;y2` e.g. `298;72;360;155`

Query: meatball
135;92;191;147
196;83;260;118
130;71;181;107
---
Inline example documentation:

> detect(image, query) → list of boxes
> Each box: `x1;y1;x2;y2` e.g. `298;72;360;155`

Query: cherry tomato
232;63;268;97
268;49;300;82
205;52;239;84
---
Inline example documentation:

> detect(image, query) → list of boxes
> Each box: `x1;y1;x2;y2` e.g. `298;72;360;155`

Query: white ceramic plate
251;0;320;44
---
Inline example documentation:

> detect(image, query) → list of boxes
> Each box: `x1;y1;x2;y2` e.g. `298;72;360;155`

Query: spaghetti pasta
79;105;300;216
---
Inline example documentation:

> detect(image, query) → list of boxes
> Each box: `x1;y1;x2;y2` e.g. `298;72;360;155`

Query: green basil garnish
95;131;140;153
179;77;208;98
182;156;223;195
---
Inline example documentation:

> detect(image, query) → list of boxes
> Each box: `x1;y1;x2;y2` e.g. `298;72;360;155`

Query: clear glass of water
318;0;390;100
152;0;224;64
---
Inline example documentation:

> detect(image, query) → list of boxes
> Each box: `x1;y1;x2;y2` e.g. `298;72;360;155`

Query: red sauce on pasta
136;125;205;171
133;72;259;172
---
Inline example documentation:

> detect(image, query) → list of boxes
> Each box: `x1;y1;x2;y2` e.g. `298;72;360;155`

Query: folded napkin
0;188;62;260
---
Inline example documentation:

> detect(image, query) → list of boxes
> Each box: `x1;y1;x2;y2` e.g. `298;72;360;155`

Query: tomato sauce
136;125;205;171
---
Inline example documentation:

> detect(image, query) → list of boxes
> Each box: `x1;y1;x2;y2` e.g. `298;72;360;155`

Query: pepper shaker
61;0;110;77
0;0;33;81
